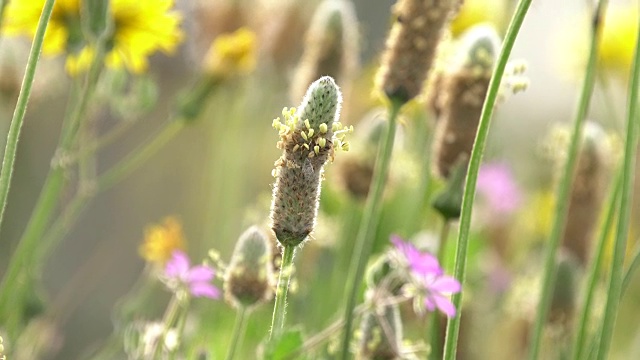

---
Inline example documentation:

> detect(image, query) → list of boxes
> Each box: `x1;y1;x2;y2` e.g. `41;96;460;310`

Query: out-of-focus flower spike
562;121;612;266
224;226;275;309
376;0;462;104
291;0;360;102
431;24;501;179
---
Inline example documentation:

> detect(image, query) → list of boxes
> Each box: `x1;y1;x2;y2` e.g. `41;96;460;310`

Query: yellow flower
3;0;82;55
105;0;184;73
450;0;507;37
139;217;186;266
3;0;183;74
599;6;638;76
204;27;257;78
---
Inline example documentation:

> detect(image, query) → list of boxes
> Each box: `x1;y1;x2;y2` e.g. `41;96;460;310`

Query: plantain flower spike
432;24;501;178
561;122;611;266
224;226;275;309
291;0;359;102
270;76;350;247
376;0;461;104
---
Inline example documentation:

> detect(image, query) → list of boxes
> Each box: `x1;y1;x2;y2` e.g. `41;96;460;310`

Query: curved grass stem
0;0;56;231
527;1;607;359
0;29;106;333
338;98;402;359
442;1;533;359
594;10;640;359
225;307;249;360
571;169;621;360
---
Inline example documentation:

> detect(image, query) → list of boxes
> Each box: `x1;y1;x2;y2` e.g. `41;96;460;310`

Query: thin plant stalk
595;14;640;360
270;244;296;339
572;168;621;360
152;295;182;360
622;244;640;293
429;219;450;360
442;1;533;359
338;98;402;359
527;1;607;358
0;0;56;231
225;307;249;360
0;34;106;330
96;120;184;192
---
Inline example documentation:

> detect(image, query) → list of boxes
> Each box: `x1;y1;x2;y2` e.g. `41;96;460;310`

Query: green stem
152;294;182;359
442;1;532;359
338;98;402;359
622;244;640;293
270;245;296;339
68;117;136;165
96;120;184;192
595;12;640;360
0;28;106;331
225;307;249;360
429;219;450;360
0;0;56;232
528;2;606;359
0;0;9;42
571;168;621;360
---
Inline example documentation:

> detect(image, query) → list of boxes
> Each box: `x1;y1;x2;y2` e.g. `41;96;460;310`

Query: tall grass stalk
442;1;532;359
338;98;402;359
594;12;640;359
0;0;56;231
225;307;248;360
269;244;295;338
571;169;621;360
527;1;607;358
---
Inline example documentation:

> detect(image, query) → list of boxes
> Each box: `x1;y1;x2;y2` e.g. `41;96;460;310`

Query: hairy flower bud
291;0;359;102
270;76;350;247
224;226;275;309
376;0;461;104
432;25;501;178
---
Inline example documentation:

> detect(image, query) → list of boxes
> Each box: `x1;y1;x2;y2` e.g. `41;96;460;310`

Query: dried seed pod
270;76;348;247
432;25;501;178
562;122;611;266
376;0;462;104
291;0;359;102
224;226;275;309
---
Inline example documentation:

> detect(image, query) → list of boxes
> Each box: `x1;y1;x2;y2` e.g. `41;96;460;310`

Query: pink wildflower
165;250;220;299
391;236;461;317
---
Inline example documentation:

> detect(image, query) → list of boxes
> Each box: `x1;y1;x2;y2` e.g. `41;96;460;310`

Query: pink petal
165;250;190;278
424;296;436;312
190;282;220;299
432;294;457;317
411;252;442;276
186;265;215;283
430;276;461;294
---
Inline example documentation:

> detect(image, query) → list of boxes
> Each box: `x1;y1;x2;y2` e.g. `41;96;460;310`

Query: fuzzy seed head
562;122;611;266
432;25;501;178
224;226;275;309
376;0;462;103
291;0;359;102
270;77;348;247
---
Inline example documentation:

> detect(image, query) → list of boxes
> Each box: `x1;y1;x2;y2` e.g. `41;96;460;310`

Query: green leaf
263;328;307;360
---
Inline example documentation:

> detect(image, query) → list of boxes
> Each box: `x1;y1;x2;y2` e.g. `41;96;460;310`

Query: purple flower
165;250;220;299
391;236;461;317
476;163;522;214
